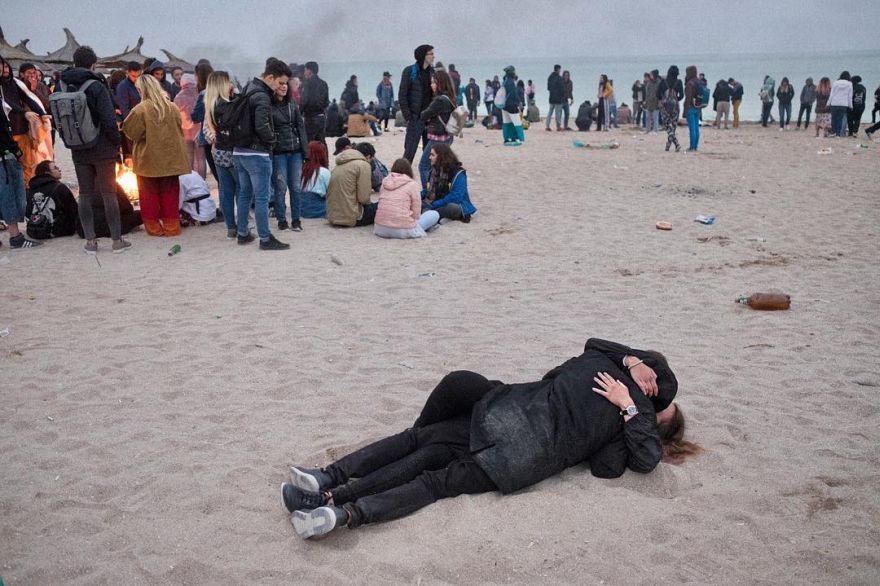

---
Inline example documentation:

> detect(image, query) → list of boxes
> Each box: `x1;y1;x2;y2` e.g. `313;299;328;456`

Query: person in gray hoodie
797;78;817;129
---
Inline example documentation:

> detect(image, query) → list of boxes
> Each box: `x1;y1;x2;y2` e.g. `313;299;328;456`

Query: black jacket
712;82;732;110
398;63;434;121
464;82;480;105
300;76;329;117
26;174;79;237
271;98;308;154
776;85;795;105
340;82;359;109
241;78;275;152
59;67;122;163
547;71;565;103
470;338;671;493
0;106;20;156
420;95;454;135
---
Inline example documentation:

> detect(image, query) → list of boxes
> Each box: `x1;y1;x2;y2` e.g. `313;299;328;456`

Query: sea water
227;50;879;123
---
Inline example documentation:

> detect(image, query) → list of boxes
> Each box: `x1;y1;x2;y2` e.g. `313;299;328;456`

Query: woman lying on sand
282;338;701;539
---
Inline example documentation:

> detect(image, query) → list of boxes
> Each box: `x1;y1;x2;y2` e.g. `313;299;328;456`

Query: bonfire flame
116;162;139;203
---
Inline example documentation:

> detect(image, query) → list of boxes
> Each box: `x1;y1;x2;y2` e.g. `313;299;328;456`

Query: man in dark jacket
848;75;866;136
464;78;480;122
282;338;689;539
399;44;435;163
300;61;330;145
115;61;142;118
232;58;291;250
145;60;174;97
26;160;78;238
546;64;565;131
729;77;744;128
60;46;129;254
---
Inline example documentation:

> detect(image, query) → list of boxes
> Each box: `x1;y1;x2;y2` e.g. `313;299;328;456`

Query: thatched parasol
99;36;153;69
44;28;82;63
0;26;39;61
161;49;195;73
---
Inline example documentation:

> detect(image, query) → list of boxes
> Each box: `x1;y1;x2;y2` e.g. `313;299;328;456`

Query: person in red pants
122;74;190;236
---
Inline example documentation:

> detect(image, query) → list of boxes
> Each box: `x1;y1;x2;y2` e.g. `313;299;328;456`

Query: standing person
375;71;394;131
872;84;880;124
659;66;682;152
271;75;307;232
300;62;329;146
683;66;701;152
374;158;439;239
59;46;128;254
233;58;291;250
814;77;832;138
421;142;475;222
115;62;142;118
483;79;494;116
729;78;743;128
848;75;866;137
796;77;816;129
300;140;330;218
340;75;359;113
204;70;239;239
500;66;524;145
1;56;51;185
173;74;205;176
447;64;461;95
828;71;853;137
597;75;614;131
170;66;183;99
399;44;435;163
712;79;731;129
417;71;456;192
759;75;776;127
545;64;564;132
122;74;190;237
632;77;645;127
776;77;794;130
464;78;480;122
189;62;217;182
608;80;619;128
643;70;660;133
562;70;574;130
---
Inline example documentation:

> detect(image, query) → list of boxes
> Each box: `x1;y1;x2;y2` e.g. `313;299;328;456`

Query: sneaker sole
84;249;97;255
112;247;130;254
281;482;292;513
289;467;321;492
291;507;338;539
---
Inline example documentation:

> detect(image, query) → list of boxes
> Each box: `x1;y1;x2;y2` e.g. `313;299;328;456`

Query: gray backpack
49;80;101;150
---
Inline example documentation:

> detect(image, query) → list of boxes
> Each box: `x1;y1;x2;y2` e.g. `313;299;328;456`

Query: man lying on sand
282;338;701;539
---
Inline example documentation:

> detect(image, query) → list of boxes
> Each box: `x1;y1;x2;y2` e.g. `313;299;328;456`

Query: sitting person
373;158;439;239
576;100;595;131
345;103;379;138
300;140;331;219
75;186;142;239
281;338;700;539
616;102;633;125
421;143;476;223
325;137;376;227
353;142;388;192
25;160;79;239
178;170;217;225
324;100;344;137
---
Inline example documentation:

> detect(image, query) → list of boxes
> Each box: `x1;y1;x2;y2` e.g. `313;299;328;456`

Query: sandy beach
1;121;879;585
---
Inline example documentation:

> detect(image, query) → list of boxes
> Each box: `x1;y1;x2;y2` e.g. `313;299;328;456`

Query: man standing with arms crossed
399;44;434;163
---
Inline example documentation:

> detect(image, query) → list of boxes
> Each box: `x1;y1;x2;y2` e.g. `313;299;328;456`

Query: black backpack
217;87;263;148
212;99;237;151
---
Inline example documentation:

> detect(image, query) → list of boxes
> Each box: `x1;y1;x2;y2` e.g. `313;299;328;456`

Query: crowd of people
2;43;876;250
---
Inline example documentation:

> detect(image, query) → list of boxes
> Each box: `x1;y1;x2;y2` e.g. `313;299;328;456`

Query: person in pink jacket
374;159;439;239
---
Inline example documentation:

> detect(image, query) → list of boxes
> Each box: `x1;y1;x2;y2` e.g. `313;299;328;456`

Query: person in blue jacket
420;143;475;223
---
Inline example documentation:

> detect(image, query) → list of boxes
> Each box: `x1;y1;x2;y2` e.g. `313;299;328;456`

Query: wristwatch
620;404;639;417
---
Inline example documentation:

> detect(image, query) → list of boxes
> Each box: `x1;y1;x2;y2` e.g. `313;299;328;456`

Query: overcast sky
4;0;879;65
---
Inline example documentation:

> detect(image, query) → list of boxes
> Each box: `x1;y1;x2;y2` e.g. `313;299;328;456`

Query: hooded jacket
145;61;174;97
59;67;122;163
683;66;699;115
375;172;422;230
398;45;434;121
547;70;565;104
340;80;359;109
776;83;794;105
656;66;683;103
326;149;372;226
174;74;201;142
26;173;79;237
470;338;669;493
271;96;308;153
800;79;816;106
122;100;191;178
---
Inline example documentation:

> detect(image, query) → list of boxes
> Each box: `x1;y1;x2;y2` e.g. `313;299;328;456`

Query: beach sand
1;122;879;585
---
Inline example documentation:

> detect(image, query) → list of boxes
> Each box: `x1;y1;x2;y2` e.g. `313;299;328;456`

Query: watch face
625;405;638;416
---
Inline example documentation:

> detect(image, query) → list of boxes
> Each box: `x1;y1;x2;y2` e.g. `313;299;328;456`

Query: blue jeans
273;151;303;223
830;106;848;136
761;101;773;126
687;108;700;150
645;109;660;132
0;157;26;223
562;102;570;128
216;164;238;230
234;154;272;240
418;136;453;193
778;102;792;128
546;103;563;128
300;191;326;218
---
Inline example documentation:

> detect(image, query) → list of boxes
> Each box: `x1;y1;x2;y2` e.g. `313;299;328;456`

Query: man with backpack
300;62;329;146
57;46;130;254
398;44;435;163
227;58;291;250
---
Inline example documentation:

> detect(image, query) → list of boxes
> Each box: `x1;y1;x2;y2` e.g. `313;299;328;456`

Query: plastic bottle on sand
736;293;791;310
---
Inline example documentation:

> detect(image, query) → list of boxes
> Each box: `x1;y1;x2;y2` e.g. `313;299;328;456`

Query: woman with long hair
417;70;456;192
271;75;307;231
122;74;190;236
596;74;609;131
204;70;238;238
173;73;204;177
659;66;683;152
300;140;330;218
422;142;475;223
776;77;794;130
374;158;439;239
814;77;832;138
190;61;217;182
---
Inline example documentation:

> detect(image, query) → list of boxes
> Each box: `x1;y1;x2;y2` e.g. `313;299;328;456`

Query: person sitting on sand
421;143;475;223
373;158;439;239
300;140;331;219
25;160;79;239
326;137;376;227
281;337;701;539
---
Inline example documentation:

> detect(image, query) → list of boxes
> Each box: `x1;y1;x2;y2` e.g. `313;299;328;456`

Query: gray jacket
800;81;817;106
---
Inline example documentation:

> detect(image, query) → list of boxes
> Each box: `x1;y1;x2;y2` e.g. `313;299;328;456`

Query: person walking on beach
796;78;816;130
464;78;480;122
375;71;394;132
659;66;682;152
632;77;645;128
683;66;701;151
712;79;731;129
872;83;880;125
644;70;660;133
562;71;574;131
729;78;743;129
814;77;832;138
759;75;776;127
545;65;564;132
848;75;866;137
776;77;794;130
300;62;329;146
828;71;853;137
499;66;524;145
399;44;435;163
483;79;494;117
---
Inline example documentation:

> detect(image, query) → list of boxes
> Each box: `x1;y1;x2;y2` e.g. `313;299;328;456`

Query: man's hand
592;372;633;410
629;362;659;397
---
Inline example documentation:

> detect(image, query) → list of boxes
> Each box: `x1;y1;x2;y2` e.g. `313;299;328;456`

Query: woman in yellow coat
122;74;190;236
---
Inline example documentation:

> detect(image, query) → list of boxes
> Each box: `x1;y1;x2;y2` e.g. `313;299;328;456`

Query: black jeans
848;108;864;136
303;115;326;146
761;101;773;126
354;201;378;226
797;103;812;128
403;119;427;163
325;371;499;527
74;160;121;240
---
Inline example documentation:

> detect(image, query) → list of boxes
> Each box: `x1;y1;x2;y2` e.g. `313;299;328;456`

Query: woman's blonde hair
204;70;231;133
135;74;175;121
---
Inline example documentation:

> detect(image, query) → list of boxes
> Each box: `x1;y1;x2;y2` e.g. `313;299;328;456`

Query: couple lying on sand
281;337;701;539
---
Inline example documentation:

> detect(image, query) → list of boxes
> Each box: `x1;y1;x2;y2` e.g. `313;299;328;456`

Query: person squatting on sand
281;338;701;539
